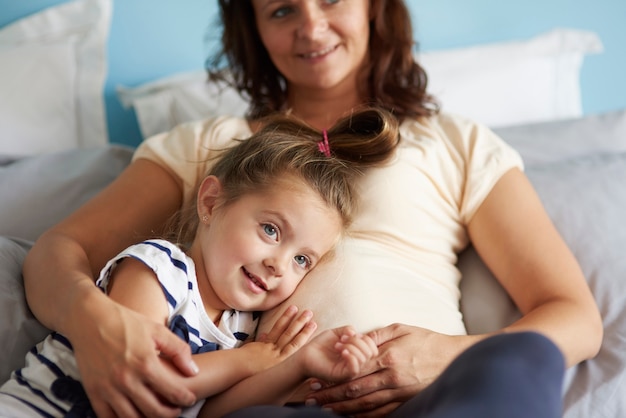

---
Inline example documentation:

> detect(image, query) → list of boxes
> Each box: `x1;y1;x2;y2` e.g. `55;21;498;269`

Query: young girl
0;107;398;417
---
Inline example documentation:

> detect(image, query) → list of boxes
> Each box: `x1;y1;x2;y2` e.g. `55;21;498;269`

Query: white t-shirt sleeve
436;113;524;224
96;240;192;317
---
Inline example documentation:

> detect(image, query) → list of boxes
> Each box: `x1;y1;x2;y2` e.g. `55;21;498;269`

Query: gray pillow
495;108;626;166
0;145;133;242
0;145;133;383
0;237;49;382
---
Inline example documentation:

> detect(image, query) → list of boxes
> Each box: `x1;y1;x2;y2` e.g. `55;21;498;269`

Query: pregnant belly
258;238;467;337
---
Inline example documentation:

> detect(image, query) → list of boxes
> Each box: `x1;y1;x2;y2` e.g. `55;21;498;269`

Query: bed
1;1;625;416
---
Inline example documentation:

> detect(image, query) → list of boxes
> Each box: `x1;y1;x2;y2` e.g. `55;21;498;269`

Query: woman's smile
298;44;338;60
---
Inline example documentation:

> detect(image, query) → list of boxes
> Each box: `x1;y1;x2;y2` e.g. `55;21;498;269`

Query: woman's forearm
23;158;184;334
501;299;602;367
23;231;105;333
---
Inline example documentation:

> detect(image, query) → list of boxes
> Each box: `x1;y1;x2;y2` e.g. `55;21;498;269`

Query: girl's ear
197;175;223;222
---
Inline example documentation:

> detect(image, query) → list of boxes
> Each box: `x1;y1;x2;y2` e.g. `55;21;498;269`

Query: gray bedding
1;111;625;416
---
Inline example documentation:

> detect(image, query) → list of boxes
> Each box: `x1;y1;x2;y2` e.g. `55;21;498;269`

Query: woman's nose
296;4;329;40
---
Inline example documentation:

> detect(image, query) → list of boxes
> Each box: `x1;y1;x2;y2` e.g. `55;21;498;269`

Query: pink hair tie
318;130;331;157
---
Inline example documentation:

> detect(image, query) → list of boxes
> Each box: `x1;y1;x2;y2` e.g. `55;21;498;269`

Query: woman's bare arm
22;159;198;418
466;167;603;364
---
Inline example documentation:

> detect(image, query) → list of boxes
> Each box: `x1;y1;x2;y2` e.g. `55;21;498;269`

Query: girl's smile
242;267;269;293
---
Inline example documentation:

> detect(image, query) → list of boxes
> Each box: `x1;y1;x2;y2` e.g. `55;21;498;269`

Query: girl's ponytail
324;107;399;168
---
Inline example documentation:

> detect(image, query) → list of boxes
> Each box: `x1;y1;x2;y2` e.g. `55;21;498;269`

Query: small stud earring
201;214;209;223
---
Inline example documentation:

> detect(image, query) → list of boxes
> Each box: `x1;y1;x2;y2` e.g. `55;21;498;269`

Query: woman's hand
305;323;481;417
70;294;198;418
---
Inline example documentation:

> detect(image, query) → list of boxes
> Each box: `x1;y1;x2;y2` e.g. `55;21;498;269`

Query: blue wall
2;0;625;147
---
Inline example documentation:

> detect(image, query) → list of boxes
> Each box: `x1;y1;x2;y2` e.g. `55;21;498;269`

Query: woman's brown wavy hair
207;0;438;121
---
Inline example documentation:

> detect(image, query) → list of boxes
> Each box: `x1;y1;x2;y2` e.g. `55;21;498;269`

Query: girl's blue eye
263;224;278;241
294;254;311;269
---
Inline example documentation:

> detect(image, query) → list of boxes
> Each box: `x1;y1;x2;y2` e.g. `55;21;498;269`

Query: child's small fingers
342;327;357;338
338;342;368;364
354;336;377;359
340;335;367;354
264;305;298;342
341;348;361;374
363;335;379;356
339;335;378;362
335;327;355;343
347;334;378;357
275;310;315;348
284;320;317;353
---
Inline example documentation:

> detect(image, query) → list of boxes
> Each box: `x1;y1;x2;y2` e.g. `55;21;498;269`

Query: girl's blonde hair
172;107;399;245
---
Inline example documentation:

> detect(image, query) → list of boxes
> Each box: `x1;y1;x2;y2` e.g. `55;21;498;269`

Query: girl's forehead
250;179;335;217
259;178;323;207
266;173;313;192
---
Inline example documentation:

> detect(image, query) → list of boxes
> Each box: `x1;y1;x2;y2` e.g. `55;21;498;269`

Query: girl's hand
242;305;317;373
71;298;198;418
301;326;378;383
305;324;478;417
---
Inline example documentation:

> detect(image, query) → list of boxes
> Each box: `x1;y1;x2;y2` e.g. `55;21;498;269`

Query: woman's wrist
62;280;112;340
445;333;490;365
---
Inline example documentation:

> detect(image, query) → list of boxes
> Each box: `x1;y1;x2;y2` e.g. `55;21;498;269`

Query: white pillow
419;28;603;128
118;28;602;139
117;72;249;140
0;0;111;156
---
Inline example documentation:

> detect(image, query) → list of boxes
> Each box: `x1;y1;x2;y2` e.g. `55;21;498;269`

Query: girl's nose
263;253;290;276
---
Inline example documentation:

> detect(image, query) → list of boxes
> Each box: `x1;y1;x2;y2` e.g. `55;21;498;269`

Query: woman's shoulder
133;114;252;167
401;112;487;136
399;112;521;168
169;115;253;146
400;112;503;149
